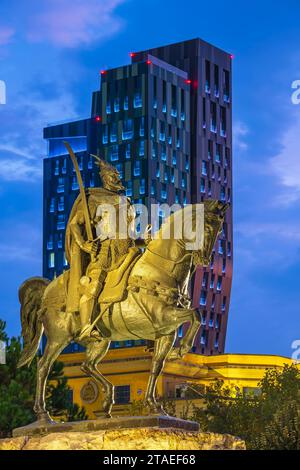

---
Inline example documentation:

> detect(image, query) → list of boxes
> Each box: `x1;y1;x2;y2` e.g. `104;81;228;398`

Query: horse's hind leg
34;338;69;424
81;339;113;418
144;333;176;415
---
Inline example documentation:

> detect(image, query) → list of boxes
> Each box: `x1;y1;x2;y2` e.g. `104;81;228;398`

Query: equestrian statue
17;142;229;424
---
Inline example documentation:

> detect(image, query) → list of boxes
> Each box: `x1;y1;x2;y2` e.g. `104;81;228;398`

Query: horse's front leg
81;339;113;418
144;333;176;415
168;307;201;360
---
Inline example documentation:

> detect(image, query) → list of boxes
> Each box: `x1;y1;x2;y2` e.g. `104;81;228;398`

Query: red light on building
95;116;101;122
100;70;106;75
130;52;136;57
230;54;234;60
185;79;192;84
146;60;152;65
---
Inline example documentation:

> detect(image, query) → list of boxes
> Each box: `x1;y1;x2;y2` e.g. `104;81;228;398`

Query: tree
0;320;87;437
191;364;300;450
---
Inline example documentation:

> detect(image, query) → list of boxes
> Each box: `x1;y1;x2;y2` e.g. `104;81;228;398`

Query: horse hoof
34;412;56;427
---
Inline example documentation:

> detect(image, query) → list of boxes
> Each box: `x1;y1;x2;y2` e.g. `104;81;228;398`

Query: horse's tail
17;277;50;368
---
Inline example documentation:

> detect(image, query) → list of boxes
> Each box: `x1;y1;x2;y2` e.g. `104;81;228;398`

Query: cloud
233;120;249;152
26;0;127;48
0;26;14;45
269;113;300;205
0;87;78;182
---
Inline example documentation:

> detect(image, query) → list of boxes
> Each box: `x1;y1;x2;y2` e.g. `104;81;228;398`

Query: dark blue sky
0;0;300;357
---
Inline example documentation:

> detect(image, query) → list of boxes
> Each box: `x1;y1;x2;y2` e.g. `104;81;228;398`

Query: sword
63;141;95;258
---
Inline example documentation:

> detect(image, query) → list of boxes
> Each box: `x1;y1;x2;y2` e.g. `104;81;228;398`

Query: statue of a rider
64;149;142;341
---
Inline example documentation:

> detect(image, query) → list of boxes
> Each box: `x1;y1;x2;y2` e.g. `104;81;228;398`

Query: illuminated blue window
106;102;111;114
72;176;79;191
58;196;64;212
48;253;55;269
122;119;133;140
161;143;166;161
110;122;117;142
151;181;155;195
172;151;177;166
140;179;146;195
176;130;181;149
124;96;129;110
210;274;215;289
220;186;226;201
139;140;145;157
116;163;123;179
222;296;226;311
216;144;221;163
134;92;142;108
56;234;62;249
217;276;222;291
47;236;53;250
159;121;166;142
202;161;207;176
57;177;64;193
110;145;119;162
156;163;160;178
227;241;231;257
134;161;141;176
152;142;157;159
185;156;189;171
54;160;59;176
125;143;131;159
222;258;226;273
200;290;207;306
181;175;186;189
178;325;183;338
90;174;95;187
62;159;67;174
126;181;132;197
209;313;214;328
139;117;145;137
171;169;175;183
201;311;207;326
88;155;93;169
151;117;156;139
57;214;65;230
102;125;108;144
161;184;167;200
49;197;55;213
200;178;205;193
218;239;224;255
114;97;120;112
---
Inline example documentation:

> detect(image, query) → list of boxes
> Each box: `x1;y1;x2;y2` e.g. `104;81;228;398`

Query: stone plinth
0;428;245;450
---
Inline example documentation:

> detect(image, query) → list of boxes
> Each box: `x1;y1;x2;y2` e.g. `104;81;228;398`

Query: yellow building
59;345;299;419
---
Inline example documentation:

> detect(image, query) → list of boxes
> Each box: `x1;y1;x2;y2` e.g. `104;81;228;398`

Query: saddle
98;247;141;304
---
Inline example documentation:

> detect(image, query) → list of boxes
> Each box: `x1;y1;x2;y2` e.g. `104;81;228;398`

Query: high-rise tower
43;38;232;355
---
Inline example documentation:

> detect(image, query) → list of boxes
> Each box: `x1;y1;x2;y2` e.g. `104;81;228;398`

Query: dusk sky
0;0;299;357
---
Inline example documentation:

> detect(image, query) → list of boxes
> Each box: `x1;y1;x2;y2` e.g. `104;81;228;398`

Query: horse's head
196;201;229;267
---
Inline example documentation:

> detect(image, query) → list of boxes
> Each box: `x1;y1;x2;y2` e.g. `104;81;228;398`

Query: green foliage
0;320;87;437
191;364;300;450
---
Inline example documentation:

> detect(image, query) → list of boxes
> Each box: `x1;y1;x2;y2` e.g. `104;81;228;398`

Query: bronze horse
18;201;228;424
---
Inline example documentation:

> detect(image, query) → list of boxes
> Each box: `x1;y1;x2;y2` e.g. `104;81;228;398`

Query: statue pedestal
0;416;245;450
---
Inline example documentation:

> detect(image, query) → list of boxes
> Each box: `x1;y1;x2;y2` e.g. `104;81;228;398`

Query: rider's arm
69;215;86;250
